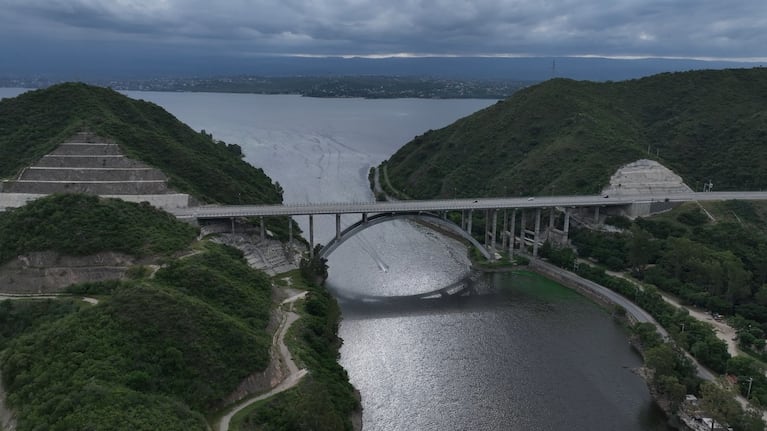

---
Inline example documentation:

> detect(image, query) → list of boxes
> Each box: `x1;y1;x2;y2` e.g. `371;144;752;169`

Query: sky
1;0;766;78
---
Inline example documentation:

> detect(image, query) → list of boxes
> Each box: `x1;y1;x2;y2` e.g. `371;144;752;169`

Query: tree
700;381;742;428
645;344;676;379
627;226;655;275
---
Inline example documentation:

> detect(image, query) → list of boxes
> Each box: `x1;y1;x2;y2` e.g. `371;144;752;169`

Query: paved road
169;191;767;219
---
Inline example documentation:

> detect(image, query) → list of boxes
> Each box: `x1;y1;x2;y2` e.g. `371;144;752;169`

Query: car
527;197;534;201
603;194;609;198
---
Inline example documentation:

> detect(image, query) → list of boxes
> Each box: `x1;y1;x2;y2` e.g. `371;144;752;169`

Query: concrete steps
36;155;151;169
2;180;171;195
21;167;167;182
50;143;123;156
0;132;192;209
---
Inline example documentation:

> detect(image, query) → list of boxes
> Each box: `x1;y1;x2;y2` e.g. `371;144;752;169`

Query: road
169;191;767;219
529;258;717;381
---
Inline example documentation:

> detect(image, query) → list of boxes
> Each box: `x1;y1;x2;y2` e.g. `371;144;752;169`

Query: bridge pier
288;217;293;246
231;217;236;234
461;210;466;230
309;214;315;257
260;216;265;239
563;208;571;242
467;209;473;236
594;206;600;224
549;208;555;233
336;213;341;240
491;209;498;252
520;211;527;251
509;209;516;260
533;208;541;257
362;212;368;223
501;209;508;250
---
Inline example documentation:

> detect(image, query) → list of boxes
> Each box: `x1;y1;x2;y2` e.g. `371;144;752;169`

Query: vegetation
234;271;359;431
0;242;273;430
0;82;283;204
381;68;767;198
0;193;197;264
0;191;277;429
536;200;767;408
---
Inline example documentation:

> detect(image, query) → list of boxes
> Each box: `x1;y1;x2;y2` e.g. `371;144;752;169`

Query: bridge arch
317;212;492;260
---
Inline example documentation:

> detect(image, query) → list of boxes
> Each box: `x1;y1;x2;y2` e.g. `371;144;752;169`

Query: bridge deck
169;191;767;219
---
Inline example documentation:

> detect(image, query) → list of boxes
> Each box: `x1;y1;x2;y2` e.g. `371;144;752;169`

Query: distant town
0;75;535;99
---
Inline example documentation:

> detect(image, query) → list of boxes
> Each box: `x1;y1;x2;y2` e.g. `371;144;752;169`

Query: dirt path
602;269;767;421
603;269;742;357
216;291;308;431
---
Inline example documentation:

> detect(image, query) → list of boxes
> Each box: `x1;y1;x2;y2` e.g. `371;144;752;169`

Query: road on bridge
170;191;767;219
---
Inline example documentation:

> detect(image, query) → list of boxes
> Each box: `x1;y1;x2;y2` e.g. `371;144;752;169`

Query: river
2;88;671;430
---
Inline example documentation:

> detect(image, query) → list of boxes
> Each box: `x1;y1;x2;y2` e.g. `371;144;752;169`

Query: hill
1;243;273;431
0;193;274;430
380;68;767;198
0;194;197;265
0;82;282;204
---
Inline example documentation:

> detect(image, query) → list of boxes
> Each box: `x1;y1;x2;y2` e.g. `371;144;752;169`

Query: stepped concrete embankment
20;167;167;182
0;132;191;209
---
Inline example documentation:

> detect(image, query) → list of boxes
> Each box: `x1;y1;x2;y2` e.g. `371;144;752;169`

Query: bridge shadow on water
328;271;552;319
329;270;537;319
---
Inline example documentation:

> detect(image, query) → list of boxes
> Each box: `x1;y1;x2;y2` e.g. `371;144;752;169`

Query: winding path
216;291;309;431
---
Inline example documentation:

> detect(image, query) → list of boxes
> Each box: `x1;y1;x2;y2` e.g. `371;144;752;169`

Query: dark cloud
1;0;765;62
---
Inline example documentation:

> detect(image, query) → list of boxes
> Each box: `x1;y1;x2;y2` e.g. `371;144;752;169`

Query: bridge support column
491;209;498;252
309;215;315;257
509;209;516;260
260;216;265;239
563;209;571;243
520;211;527;251
362;213;368;223
288;218;293;246
549;208;555;233
231;217;235;234
335;213;341;240
594;206;600;224
501;209;508;250
484;210;489;248
533;208;541;257
467;210;473;235
461;210;466;230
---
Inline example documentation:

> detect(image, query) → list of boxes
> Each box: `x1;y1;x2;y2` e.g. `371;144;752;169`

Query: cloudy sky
1;0;765;77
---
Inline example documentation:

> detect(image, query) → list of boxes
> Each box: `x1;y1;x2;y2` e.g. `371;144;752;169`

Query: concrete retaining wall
36;155;150;169
51;143;122;156
2;181;171;195
20;168;167;182
0;251;135;294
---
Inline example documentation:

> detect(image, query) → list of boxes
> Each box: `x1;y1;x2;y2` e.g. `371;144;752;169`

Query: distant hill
0;53;760;82
380;68;767;198
0;83;282;204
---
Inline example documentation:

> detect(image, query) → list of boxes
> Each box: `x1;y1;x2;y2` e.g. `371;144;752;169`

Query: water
1;88;670;430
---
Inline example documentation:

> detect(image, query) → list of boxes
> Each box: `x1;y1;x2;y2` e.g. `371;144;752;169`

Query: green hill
0;83;282;204
1;243;273;431
381;68;767;198
0;193;197;264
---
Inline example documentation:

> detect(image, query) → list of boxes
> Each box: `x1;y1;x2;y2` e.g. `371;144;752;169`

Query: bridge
170;191;767;259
